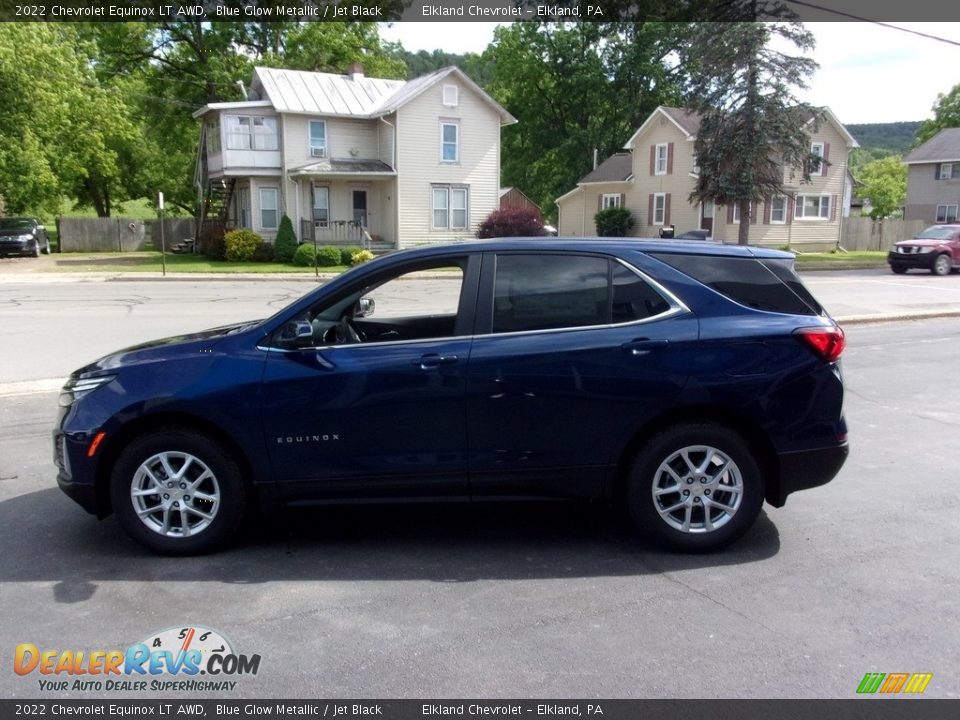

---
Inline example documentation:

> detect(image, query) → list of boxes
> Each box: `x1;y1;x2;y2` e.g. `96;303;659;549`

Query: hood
73;321;263;376
897;238;947;247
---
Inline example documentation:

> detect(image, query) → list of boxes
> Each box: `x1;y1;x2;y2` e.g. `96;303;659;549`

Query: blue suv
55;240;848;554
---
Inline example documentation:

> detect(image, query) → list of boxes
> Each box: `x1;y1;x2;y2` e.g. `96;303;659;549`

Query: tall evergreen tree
684;22;819;245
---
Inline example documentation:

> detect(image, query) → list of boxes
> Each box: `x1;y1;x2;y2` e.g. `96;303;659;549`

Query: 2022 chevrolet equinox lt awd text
55;239;848;554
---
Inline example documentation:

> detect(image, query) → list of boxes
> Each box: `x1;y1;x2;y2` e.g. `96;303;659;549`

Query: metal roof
252;67;405;117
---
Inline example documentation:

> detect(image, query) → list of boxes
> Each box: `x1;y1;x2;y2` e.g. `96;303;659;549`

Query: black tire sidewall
110;429;246;555
627;424;764;552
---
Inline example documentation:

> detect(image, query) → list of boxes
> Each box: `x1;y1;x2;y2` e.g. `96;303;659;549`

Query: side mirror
356;297;375;318
294;320;313;339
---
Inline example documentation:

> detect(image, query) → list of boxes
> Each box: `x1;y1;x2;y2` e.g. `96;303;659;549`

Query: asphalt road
0;279;958;699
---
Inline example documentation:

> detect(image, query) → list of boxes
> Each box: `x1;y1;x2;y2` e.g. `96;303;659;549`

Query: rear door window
491;254;671;333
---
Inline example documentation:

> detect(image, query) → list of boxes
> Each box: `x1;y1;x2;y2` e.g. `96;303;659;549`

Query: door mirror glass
356;297;375;318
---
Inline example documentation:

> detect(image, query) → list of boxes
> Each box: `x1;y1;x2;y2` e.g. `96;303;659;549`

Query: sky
378;22;960;125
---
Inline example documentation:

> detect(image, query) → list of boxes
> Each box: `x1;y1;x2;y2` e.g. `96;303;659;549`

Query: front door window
352;190;368;227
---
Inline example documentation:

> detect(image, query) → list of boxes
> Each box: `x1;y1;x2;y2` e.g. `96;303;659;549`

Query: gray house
903;128;960;223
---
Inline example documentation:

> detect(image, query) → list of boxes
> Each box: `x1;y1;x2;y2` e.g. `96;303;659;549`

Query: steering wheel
334;317;364;344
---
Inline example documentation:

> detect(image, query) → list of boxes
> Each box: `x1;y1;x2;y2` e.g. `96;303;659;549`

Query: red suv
888;224;960;275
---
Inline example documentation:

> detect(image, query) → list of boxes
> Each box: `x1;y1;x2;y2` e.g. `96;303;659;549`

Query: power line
787;2;960;48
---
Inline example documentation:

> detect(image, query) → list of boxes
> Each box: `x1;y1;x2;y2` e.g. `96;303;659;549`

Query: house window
309;120;327;158
810;142;825;176
313;186;329;227
796;194;831;220
936;204;958;223
442;84;458;107
252;117;278;150
653;193;666;225
601;193;622;209
691;153;700;175
939;163;960;179
732;204;741;224
655;143;668;175
432;185;468;230
440;122;459;163
225;115;277;150
260;188;278;230
207;120;221;153
770;196;787;224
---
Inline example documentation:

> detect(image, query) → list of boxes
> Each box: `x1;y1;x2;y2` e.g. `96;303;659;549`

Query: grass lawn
52;251;346;274
793;250;888;270
55;197;168;221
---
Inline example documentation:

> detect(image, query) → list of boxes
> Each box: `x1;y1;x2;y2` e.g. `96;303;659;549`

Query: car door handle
415;354;459;369
621;338;669;355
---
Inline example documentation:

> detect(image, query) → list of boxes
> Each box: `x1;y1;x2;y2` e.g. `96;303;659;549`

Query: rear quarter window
650;253;821;316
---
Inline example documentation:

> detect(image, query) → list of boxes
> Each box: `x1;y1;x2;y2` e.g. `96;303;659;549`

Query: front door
352;190;368;227
260;255;479;501
700;201;714;234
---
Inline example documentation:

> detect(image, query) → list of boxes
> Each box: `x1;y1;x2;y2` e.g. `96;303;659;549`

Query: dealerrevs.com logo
14;626;261;692
856;672;933;695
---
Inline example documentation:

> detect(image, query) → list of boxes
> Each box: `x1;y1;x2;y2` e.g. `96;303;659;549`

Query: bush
594;207;635;237
251;241;275;262
223;229;262;261
316;245;342;267
351;249;375;265
340;245;363;266
200;226;226;260
291;243;317;267
477;206;546;238
274;215;297;263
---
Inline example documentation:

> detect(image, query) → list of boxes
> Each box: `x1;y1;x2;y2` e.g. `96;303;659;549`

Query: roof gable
623;106;697;149
904;128;960;164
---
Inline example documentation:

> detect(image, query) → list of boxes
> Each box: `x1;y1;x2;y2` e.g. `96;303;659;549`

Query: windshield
916;226;956;240
0;218;35;230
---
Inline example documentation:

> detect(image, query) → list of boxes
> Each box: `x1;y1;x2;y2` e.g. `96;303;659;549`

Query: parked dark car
55;239;848;555
888;224;960;275
0;217;50;257
675;229;712;241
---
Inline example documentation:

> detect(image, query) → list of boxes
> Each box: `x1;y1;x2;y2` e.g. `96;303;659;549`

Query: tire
42;240;51;255
626;423;764;552
931;253;952;276
890;265;907;275
32;240;41;258
110;428;247;555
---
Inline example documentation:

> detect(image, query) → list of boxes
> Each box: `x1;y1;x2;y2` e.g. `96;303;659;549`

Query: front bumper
0;240;32;256
888;250;936;269
769;442;849;507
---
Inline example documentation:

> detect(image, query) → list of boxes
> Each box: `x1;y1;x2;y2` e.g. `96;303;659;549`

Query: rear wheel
932;253;952;276
627;423;764;552
110;428;247;555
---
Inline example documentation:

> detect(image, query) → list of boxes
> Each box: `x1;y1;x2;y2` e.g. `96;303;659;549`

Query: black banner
2;700;960;720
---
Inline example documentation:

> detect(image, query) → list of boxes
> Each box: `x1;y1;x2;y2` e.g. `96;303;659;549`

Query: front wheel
932;253;952;276
627;424;764;552
110;428;247;555
890;265;907;275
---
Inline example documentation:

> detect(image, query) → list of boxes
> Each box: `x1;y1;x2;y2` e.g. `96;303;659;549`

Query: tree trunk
738;198;751;245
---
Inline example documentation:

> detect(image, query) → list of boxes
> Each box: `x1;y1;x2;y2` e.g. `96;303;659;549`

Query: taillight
795;326;845;362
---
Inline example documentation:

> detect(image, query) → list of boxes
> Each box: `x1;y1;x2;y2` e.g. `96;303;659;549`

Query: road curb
836;309;960;325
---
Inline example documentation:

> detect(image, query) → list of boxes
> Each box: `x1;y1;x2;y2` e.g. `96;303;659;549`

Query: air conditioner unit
311;147;326;158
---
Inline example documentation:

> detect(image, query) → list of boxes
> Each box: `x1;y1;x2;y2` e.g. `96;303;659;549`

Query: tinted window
493;255;608;333
611;263;671;322
651;253;819;316
492;255;671;333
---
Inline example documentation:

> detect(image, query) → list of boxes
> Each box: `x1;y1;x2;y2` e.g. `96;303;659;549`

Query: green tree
916;84;960;146
483;22;689;221
857;155;906;220
683;22;819;245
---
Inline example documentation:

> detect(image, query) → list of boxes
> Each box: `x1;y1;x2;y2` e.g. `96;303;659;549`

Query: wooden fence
57;217;196;253
839;217;926;252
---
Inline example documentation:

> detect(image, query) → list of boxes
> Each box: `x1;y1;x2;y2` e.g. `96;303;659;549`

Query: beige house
557;106;858;250
193;65;515;250
903;128;960;224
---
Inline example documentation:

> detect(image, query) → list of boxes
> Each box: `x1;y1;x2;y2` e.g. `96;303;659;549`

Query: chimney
347;63;364;81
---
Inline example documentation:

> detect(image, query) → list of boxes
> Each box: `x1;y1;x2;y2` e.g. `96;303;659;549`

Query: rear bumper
769;443;848;507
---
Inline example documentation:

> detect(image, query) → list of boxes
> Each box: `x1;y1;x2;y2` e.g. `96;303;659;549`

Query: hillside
846;121;922;155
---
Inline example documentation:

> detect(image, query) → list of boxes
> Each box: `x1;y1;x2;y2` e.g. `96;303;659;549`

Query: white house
193;64;516;250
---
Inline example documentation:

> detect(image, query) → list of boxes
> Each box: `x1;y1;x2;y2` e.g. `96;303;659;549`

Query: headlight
16;234;33;242
919;246;934;254
59;375;116;408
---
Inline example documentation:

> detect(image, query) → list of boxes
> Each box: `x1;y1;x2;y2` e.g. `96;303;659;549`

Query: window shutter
727;204;734;224
935;164;941;179
822;143;830;175
620;193;626;208
598;194;603;211
667;143;674;174
649;146;655;176
664;193;671;225
787;196;794;224
763;198;771;224
648;194;654;226
831;194;838;221
750;201;757;224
